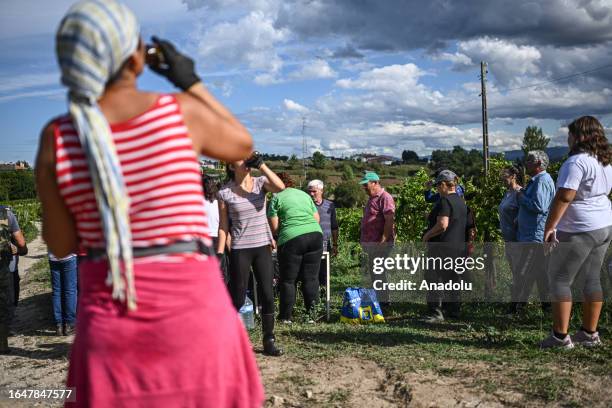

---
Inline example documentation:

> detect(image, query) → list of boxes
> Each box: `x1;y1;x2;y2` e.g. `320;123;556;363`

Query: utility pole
480;61;496;299
301;116;307;187
480;61;490;177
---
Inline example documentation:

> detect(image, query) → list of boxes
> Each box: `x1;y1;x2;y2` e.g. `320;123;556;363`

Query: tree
311;151;327;169
306;170;327;187
521;126;550;158
341;163;354;181
401;150;419;164
287;154;299;169
429;146;482;180
0;170;36;200
332;181;366;208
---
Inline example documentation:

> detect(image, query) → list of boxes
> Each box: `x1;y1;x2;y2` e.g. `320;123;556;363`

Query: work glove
149;36;201;91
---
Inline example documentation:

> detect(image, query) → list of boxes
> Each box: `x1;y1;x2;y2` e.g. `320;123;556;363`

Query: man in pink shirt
360;172;396;243
359;172;396;307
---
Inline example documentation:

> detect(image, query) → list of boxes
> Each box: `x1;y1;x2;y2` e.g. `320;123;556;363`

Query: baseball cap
435;170;457;185
359;171;380;184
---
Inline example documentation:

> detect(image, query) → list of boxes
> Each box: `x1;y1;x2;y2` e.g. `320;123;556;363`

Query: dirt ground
0;233;609;407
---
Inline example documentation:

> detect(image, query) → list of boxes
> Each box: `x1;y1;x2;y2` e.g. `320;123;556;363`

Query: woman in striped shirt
35;1;264;406
217;154;285;356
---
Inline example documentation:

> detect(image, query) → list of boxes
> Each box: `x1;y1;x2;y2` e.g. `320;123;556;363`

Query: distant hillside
502;146;569;162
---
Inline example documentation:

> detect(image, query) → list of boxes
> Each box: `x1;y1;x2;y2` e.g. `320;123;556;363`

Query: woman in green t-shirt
268;174;323;322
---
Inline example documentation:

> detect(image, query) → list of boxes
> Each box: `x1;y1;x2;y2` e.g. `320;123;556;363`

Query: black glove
149;36;200;91
244;151;264;169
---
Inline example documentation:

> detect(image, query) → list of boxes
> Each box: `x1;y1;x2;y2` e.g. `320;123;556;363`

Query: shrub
332;181;366;208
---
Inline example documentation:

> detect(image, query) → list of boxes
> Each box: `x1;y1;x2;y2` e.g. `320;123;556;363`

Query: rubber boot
0;324;10;354
261;313;283;356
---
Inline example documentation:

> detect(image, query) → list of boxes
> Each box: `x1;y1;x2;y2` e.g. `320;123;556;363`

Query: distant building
199;159;219;170
0;161;30;171
350;154;394;165
367;155;394;165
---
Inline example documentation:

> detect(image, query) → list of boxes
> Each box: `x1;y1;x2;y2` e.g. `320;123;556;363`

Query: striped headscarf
56;0;140;310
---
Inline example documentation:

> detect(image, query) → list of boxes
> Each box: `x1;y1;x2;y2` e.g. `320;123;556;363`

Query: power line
441;61;612;110
488;62;612;95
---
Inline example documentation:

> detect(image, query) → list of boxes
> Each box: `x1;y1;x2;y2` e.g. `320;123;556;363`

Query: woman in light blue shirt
498;166;523;311
499;166;522;242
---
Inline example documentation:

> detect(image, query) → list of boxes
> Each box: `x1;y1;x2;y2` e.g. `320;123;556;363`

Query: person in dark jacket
422;170;473;321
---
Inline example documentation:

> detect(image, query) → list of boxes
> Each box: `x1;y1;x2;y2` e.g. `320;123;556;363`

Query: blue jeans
49;257;78;325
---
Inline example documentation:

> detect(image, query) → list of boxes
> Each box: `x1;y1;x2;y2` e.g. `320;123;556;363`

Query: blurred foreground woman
35;1;264;406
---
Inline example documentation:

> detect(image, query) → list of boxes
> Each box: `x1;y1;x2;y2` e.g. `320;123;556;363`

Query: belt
86;240;214;260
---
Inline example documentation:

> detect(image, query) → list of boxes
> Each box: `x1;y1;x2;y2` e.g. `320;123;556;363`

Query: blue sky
2;0;612;164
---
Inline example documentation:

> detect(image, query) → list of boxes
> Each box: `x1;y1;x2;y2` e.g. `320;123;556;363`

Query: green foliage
0;199;41;242
429;146;483;180
546;159;563;181
521;126;550;158
367;162;382;173
465;157;511;241
335;208;362;243
332;180;366;208
0;170;36;201
311;151;327;169
341;163;354;181
394;168;430;242
305;170;327;186
261;153;288;161
401;149;420;164
287;154;299;169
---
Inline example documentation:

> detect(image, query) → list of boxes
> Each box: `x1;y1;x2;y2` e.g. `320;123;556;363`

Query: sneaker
63;324;76;336
306;309;318;324
540;331;574;349
571;330;602;347
420;310;445;323
280;320;293;325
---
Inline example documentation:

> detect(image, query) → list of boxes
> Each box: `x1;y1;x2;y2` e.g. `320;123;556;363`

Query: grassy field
265;161;425;187
247;244;612;406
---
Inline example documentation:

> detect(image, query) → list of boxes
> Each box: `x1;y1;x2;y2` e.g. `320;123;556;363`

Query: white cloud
0;73;59;93
288;59;336;80
445;37;542;85
253;73;282;86
283;99;308;113
197;11;287;74
240;53;612;157
435;52;472;67
336;63;424;92
0;88;63;103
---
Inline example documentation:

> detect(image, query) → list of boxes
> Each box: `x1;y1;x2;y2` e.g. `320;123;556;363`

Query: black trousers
425;247;464;315
13;271;20;306
228;245;275;315
278;232;323;320
319;240;332;286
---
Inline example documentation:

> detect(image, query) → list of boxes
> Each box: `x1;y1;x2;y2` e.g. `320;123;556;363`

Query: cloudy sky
1;0;612;163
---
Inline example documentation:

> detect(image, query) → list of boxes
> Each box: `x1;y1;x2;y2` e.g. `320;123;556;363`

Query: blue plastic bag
340;287;385;324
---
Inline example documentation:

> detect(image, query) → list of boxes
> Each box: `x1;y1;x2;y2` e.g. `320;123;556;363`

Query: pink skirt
66;257;264;408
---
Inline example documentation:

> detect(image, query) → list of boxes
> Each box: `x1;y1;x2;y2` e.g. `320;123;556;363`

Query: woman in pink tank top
35;1;264;407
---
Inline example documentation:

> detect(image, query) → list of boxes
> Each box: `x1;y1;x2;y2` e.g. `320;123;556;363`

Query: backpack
340;287;385;324
0;207;11;265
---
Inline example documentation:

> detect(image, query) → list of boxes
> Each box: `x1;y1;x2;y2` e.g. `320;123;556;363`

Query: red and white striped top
54;94;211;252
